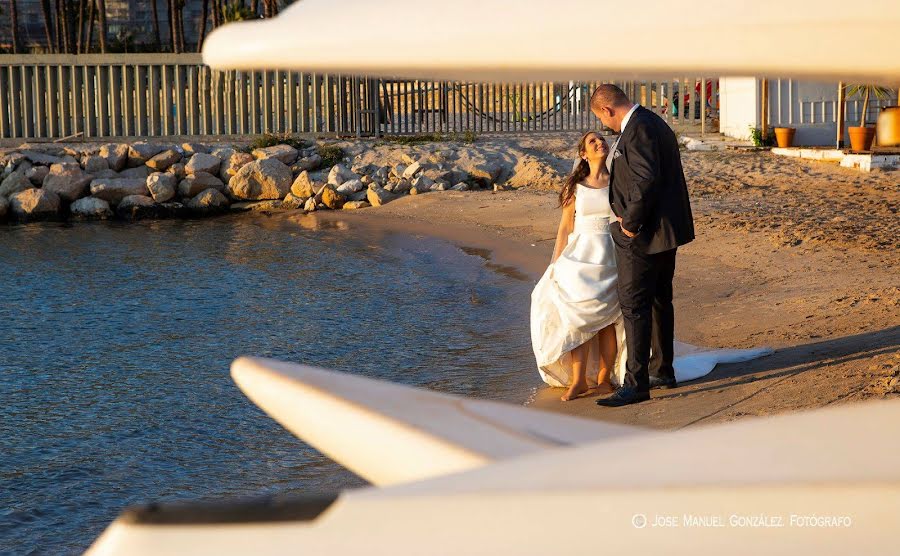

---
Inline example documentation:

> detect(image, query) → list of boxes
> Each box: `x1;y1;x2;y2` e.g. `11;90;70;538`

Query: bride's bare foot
561;382;591;401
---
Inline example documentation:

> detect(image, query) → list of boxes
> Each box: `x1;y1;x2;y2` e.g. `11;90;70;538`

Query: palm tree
8;0;21;53
847;84;894;128
196;0;209;52
96;0;107;52
150;0;161;51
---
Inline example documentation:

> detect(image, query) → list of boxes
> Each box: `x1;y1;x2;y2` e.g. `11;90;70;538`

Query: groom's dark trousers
608;106;695;393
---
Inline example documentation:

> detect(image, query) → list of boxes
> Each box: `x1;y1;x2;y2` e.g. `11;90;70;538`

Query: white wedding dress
530;183;771;388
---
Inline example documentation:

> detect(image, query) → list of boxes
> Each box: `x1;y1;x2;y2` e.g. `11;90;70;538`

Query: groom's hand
616;217;637;238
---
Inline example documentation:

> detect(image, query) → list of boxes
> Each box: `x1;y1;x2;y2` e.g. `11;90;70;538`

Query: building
719;77;898;147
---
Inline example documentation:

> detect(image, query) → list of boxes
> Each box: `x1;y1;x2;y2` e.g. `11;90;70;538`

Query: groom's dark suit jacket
609;106;695;254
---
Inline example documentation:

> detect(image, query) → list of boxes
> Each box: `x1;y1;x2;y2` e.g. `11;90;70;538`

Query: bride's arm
550;201;576;264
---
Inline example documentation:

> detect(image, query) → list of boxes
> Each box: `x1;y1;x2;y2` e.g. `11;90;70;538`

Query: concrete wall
719;77;759;141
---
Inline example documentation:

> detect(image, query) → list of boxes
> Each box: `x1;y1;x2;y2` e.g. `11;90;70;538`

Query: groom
590;85;695;407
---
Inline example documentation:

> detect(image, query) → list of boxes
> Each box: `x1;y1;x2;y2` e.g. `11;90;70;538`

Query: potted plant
774;126;796;148
846;84;893;151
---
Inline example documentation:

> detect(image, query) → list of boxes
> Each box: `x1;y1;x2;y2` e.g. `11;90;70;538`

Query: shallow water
0;214;538;555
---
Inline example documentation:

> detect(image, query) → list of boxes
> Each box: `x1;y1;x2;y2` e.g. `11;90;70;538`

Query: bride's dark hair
558;131;595;208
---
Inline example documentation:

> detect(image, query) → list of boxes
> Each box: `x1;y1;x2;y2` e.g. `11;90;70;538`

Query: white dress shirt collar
620;104;640;133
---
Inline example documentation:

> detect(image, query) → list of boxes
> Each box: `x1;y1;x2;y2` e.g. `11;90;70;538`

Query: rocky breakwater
0;138;522;223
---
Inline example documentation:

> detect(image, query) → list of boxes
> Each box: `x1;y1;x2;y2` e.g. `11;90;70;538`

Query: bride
531;131;771;401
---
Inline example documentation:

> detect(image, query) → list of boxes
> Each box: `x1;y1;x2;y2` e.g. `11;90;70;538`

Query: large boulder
127;142;165;167
147;172;177;203
227;158;292;200
0;196;7;220
167;162;186;180
402;161;422;179
42;163;93;202
89;178;149;205
335;178;365;196
185;152;222;176
25;165;50;186
178;171;225;198
342;200;371;210
220;152;254;181
83;155;109;174
181;142;208;155
146;149;182;171
70;197;113;220
290;171;317;199
292;153;322;173
209;146;236;160
327;164;359;186
281;192;306;209
366;186;396;207
20;150;63;166
252;144;299;165
187;188;230;215
321;185;346;209
0;171;32;198
116;195;159;220
119;166;150;180
99;143;129;171
9;188;60;220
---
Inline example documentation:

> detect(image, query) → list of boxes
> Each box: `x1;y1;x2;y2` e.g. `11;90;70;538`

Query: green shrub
748;126;775;147
249;132;309;151
317;144;344;168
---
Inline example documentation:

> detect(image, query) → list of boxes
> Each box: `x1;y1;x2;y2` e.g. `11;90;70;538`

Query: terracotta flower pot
876;106;900;147
848;126;876;152
774;127;796;148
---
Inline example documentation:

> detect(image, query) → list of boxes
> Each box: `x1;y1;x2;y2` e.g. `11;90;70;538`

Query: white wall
719;77;759;141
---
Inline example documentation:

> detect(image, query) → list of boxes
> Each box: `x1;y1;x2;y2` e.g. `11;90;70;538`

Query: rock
146;149;182;171
391;164;407;180
42;163;93;202
467;160;506;186
92;169;120;179
181;142;208;155
220;152;254;181
20;150;63;166
440;169;470;184
293;153;322;173
229;200;283;212
227;158;292;200
366;186;396;207
327;164;359;186
372;166;390;186
290;171;316;199
147;172;177;203
335;178;365;195
179;172;225;198
167;162;186;180
0;196;7;220
343;200;371;210
409;185;428;195
9;188;60;220
185;152;222;176
451;182;469;191
188;188;230;215
347;189;369;202
350;162;377;176
252;144;299;165
431;182;449;192
127;142;164;167
70;197;113;220
25;165;50;186
89;178;149;205
1;152;26;170
321;185;346;209
116;195;159;220
83;155;109;174
402;161;422;179
209;146;236;160
0;172;32;198
120;166;150;179
160;202;190;218
393;178;412;194
411;175;435;191
99;143;129;171
281;192;306;209
303;198;317;211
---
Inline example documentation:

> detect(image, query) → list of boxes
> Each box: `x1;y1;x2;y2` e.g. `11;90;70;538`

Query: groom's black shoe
595;386;650;407
649;376;678;390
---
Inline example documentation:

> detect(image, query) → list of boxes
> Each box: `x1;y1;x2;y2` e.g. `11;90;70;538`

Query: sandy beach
296;132;899;430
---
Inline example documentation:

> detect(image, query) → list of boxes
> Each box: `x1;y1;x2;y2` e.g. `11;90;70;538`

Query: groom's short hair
591;84;630;110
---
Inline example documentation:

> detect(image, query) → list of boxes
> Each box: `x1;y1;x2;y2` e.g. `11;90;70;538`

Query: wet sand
293;143;899;430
